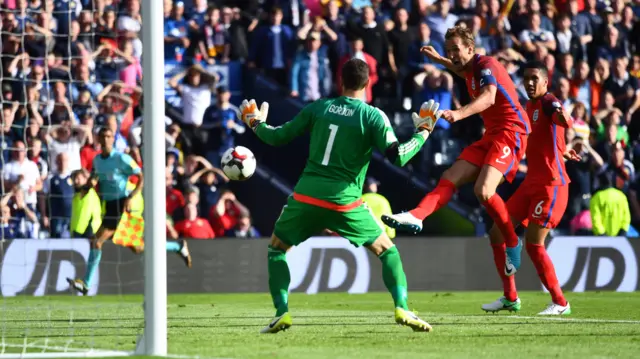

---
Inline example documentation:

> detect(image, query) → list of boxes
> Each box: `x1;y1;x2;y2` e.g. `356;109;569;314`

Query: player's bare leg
67;227;114;296
525;224;571;315
481;222;521;313
382;160;479;233
366;234;432;332
474;165;522;273
261;234;293;334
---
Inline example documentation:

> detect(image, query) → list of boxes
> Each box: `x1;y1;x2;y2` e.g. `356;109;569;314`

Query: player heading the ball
482;61;575;316
382;25;531;274
239;58;442;334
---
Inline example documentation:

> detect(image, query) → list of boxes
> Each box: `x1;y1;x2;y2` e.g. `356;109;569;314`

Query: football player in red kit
382;25;530;272
481;61;576;315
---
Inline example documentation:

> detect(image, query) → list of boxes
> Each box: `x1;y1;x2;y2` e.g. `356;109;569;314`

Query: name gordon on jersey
328;104;355;117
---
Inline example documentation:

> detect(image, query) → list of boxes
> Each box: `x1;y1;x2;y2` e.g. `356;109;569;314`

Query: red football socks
491;243;518;302
483;193;519;248
409;179;456;220
526;243;567;306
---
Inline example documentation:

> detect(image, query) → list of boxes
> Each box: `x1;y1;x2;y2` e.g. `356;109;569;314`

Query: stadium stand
2;0;640;239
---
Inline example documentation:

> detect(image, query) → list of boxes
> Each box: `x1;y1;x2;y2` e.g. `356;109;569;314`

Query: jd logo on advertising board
0;239;97;296
547;237;638;292
287;237;370;294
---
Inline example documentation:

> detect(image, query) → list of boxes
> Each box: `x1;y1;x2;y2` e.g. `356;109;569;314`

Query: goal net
0;0;158;357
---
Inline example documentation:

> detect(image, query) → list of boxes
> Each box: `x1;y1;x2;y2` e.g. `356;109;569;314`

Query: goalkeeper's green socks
379;246;409;310
83;248;102;287
267;245;290;316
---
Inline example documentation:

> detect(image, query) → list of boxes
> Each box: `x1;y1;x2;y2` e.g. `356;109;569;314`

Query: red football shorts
458;130;527;183
507;184;569;229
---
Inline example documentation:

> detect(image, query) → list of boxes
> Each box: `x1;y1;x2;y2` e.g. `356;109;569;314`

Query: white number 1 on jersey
322;124;339;166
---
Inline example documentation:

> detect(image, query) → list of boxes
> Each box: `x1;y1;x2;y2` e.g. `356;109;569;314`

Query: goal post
0;0;167;356
138;0;168;354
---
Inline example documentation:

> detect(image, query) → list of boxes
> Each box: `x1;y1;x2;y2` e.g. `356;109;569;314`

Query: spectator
174;203;215;239
3;141;42;210
8;188;39;238
348;6;394;77
225;212;260;238
0;196;17;240
1;102;20;163
518;12;556;58
387;8;415;102
361;177;394;239
567;0;593;59
192;167;229;217
591;172;630;236
555;12;584;61
195;6;228;64
337;38;377;103
209;190;249;237
28;138;48;182
172;184;201;223
604;57;640;121
45;121;90;173
248;7;294;87
565;126;604;221
425;0;459;45
71;63;104;101
69;169;101;238
264;0;307;28
116;0;143;58
596;141;635;193
43;153;74;238
597;25;629;63
166;168;185;216
219;6;250;62
168;65;217;155
290;31;331;102
202;86;244;165
408;22;445;81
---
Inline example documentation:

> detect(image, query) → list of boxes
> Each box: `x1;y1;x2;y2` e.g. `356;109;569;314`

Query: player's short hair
341;58;369;91
523;61;549;78
444;26;475;48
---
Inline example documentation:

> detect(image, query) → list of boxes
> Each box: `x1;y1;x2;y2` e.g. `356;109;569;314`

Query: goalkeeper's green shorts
273;196;383;247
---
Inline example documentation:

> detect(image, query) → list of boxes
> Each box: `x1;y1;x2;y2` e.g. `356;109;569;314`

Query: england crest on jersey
533;109;539;122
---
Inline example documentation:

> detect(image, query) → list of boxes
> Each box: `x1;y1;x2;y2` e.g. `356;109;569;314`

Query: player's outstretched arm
550;100;573;128
420;46;464;78
380;100;443;167
442;85;496;124
239;99;311;146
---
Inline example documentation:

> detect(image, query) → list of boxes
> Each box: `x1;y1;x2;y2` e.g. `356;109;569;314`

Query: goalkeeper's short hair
341;58;370;91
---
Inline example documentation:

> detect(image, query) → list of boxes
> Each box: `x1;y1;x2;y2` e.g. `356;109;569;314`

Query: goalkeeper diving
239;58;442;333
67;127;192;296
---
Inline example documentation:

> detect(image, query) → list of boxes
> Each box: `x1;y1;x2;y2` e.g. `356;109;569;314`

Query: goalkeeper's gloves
239;99;270;131
411;99;443;133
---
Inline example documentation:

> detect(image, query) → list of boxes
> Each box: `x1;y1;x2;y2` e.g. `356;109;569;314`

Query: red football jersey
524;92;572;186
465;54;530;135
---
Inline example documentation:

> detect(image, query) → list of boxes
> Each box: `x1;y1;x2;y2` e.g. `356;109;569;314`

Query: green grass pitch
2;292;640;358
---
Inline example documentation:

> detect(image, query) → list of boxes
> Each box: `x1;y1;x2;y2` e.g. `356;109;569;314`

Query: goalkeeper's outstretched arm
240;99;311;146
386;130;430;167
376;100;443;168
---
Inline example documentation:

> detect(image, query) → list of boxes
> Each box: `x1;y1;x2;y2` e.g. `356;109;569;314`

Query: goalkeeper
239;58;443;334
67;127;192;296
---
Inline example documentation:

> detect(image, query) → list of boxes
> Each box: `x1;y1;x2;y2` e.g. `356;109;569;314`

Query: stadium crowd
0;0;639;239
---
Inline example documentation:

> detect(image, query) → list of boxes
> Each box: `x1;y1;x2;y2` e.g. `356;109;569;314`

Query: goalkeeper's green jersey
255;96;426;207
